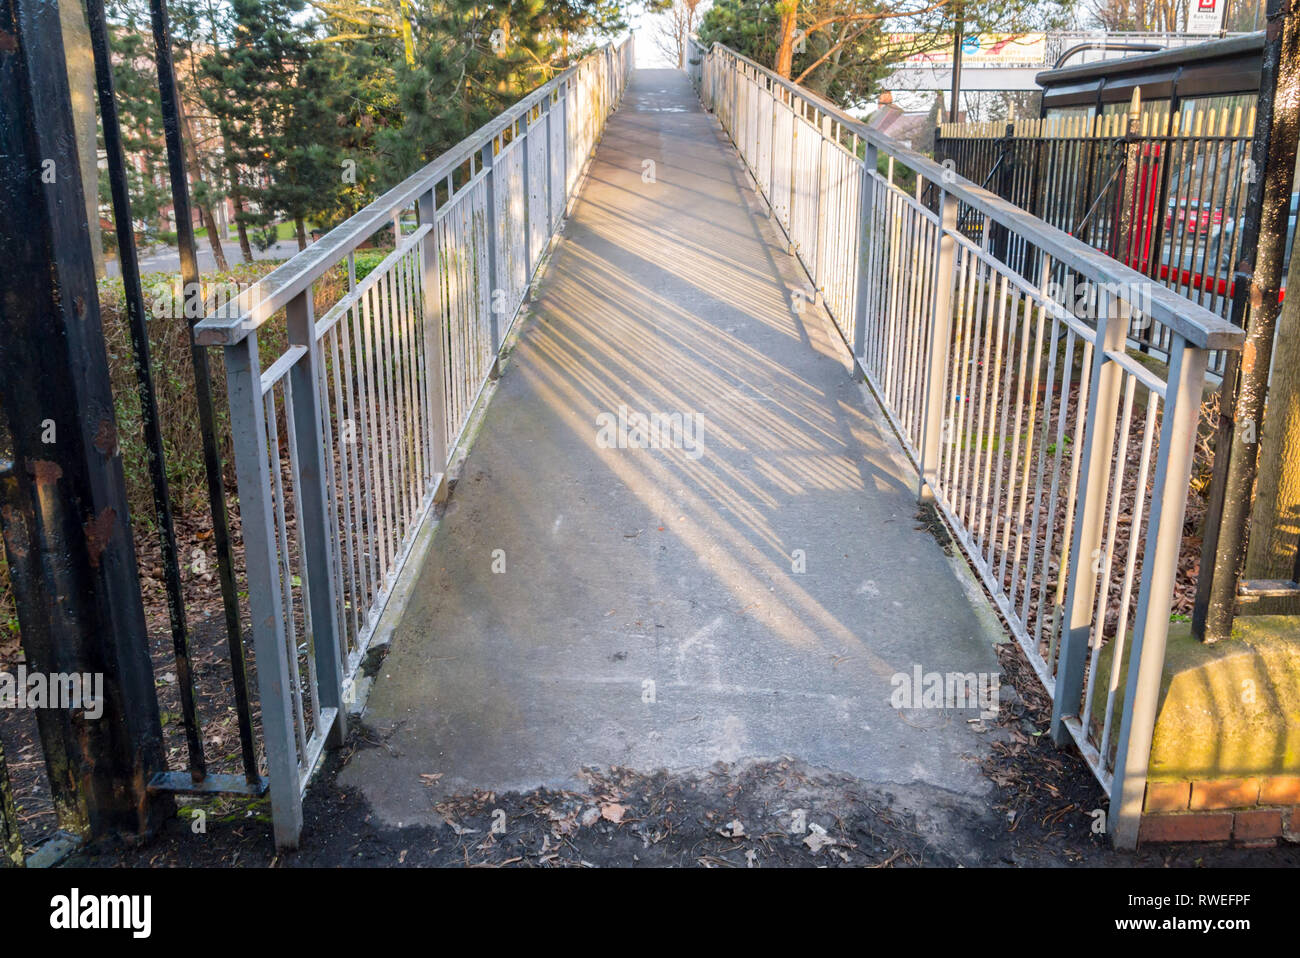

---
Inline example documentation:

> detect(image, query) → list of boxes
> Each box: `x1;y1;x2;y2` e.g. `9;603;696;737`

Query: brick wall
1140;776;1300;846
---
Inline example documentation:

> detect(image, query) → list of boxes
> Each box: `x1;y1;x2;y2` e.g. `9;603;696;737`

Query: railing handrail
699;37;1232;849
194;39;629;347
210;35;633;848
698;40;1246;353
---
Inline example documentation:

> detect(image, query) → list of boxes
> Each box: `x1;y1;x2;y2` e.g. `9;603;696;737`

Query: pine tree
378;0;633;183
99;15;172;244
202;0;316;249
104;0;232;266
268;48;350;249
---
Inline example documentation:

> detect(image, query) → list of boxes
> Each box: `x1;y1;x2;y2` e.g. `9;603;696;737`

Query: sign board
1186;0;1226;34
887;33;1047;67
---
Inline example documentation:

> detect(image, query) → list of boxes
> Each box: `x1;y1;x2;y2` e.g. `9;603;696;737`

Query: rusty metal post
0;0;168;841
1194;0;1300;641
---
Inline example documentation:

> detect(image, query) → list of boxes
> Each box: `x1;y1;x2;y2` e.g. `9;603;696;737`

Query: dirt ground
62;639;1299;869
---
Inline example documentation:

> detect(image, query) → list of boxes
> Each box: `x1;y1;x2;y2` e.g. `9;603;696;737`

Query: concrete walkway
340;69;1005;827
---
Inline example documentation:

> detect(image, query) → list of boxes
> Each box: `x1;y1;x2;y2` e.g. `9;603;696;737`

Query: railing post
0;0;168;843
223;331;302;849
1051;292;1130;746
417;188;451;494
480;136;504;373
786;92;798;253
1109;336;1211;849
559;77;572;209
919;187;960;501
852;141;879;378
545;91;557;234
521;107;535;290
286;290;346;748
813;114;832;301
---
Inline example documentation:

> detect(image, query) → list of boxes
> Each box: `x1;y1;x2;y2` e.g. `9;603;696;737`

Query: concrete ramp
340;69;1005;827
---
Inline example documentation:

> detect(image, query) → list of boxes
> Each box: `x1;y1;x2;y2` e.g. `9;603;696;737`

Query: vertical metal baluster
1099;389;1158;765
1082;374;1138;734
287;289;346;744
329;324;359;651
1052;289;1129;744
481;135;504;372
265;384;307;763
224;332;302;847
281;376;321;742
1110;337;1209;849
919;188;958;500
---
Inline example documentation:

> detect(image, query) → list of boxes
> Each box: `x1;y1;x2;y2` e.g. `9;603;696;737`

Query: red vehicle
1164;199;1224;234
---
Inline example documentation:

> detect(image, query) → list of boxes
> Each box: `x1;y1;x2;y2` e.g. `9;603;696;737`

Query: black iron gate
0;0;267;865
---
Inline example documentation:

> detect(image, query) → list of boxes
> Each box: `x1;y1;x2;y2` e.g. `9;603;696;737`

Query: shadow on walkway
340;68;1005;827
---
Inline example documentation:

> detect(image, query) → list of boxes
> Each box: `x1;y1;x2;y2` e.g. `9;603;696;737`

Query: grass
189;220;314;243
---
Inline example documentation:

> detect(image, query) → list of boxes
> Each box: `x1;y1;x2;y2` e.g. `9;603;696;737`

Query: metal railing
692;38;1245;848
1042;31;1253;68
194;37;634;848
936;102;1259;377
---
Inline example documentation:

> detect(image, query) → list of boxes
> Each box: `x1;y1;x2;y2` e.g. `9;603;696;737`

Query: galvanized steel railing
195;37;634;847
692;38;1245;848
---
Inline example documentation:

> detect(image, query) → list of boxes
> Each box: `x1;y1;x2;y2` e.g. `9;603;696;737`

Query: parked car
1157;191;1298;315
1164;198;1224;234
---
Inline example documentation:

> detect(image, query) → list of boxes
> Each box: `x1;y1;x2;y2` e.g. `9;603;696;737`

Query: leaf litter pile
74;745;975;868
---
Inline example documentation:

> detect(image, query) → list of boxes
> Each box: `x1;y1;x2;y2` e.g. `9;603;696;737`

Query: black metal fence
936;97;1260;376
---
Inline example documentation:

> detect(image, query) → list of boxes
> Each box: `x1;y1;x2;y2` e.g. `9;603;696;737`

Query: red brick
1259;776;1300;806
1140;812;1233;844
1283;807;1300;841
1145;781;1191;812
1189;778;1260;810
1233;808;1283;841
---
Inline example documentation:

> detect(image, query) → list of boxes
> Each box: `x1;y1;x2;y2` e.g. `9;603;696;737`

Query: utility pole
949;6;965;122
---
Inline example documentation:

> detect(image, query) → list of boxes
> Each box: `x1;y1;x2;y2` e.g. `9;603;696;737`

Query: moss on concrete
1098;617;1300;782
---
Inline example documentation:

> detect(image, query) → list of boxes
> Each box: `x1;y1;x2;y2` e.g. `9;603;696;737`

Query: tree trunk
235;210;252;262
176;97;228;271
295;215;307;251
775;4;798;77
220;129;253;262
1245;225;1300;612
228;176;253;262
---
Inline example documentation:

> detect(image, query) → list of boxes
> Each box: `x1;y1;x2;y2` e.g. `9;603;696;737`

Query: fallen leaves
802;822;836;854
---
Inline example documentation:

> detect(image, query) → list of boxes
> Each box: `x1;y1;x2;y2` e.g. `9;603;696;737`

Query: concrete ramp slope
340;68;1006;828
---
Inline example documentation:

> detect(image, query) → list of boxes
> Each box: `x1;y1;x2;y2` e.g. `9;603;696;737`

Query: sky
626;3;705;69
